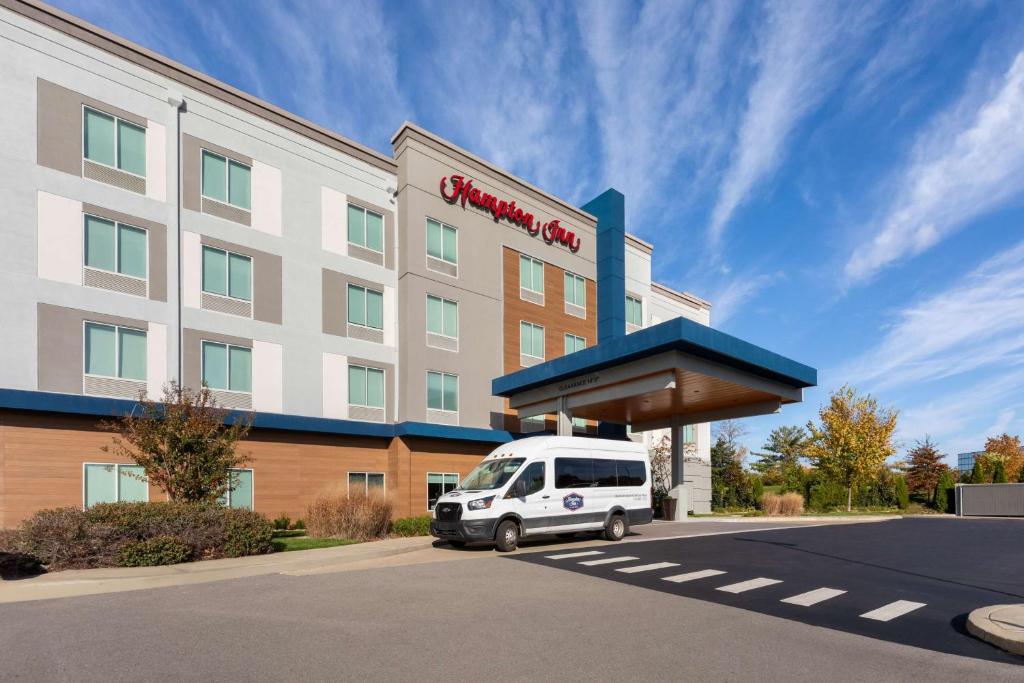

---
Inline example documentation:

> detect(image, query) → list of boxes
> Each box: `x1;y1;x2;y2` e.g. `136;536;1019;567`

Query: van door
505;460;548;534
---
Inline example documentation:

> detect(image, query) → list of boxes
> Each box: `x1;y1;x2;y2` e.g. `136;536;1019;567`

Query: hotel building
0;1;815;528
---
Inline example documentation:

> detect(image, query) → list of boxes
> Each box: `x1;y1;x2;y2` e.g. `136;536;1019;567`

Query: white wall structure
252;340;283;412
145;120;166;202
322;352;349;419
181;231;201;308
321;186;347;255
37;192;82;285
146;322;168;399
251;160;281;236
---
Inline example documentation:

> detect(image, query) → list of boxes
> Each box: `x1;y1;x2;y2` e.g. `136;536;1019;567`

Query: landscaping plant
934;470;956;513
805;385;899;511
390;515;433;537
306;492;392;541
100;382;253;503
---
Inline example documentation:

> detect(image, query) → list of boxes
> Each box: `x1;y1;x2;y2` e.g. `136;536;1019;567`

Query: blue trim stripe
492;315;817;397
0;389;513;445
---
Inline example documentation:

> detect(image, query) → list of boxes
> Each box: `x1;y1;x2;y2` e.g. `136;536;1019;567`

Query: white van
430;436;653;551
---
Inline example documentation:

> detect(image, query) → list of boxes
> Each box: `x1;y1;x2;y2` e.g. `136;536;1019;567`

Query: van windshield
458;458;525;491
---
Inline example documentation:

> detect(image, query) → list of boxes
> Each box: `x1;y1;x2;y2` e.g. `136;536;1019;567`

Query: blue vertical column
582;188;628;439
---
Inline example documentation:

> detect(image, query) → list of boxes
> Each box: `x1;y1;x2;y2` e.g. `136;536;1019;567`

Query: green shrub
223;510;274;557
807;479;847;511
894;476;909;510
291;518;305;530
934;470;956;513
118;535;191;567
0;529;43;579
272;514;291;530
12;502;273;570
750;477;765;503
390;515;432;537
992;459;1008;483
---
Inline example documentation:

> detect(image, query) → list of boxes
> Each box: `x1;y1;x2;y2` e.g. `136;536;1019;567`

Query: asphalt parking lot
512;517;1024;665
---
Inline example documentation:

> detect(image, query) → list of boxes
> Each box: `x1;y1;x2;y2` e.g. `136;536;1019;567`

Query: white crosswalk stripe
545;550;604;560
860;600;927;622
662;569;726;583
716;577;782;594
781;587;846;606
579;556;640;566
616;562;680;574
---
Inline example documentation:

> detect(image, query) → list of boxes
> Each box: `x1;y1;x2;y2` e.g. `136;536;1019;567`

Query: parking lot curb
966;604;1024;656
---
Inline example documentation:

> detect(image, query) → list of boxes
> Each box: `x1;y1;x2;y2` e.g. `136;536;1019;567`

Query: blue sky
54;0;1024;466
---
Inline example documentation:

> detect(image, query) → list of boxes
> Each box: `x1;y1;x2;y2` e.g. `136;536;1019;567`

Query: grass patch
271;536;358;552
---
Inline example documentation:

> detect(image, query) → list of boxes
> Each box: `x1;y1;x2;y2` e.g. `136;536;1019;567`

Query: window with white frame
347;284;384;329
202;150;251;210
349;472;385;495
83;106;146;177
202;246;252;301
682;424;696;444
218;468;253;509
427;472;459;510
201;341;252;393
564;333;586;355
348;204;384;253
84;322;147;381
564;272;585;307
426;371;458;412
520;322;545;359
520;255;544;294
426;295;458;339
626;295;643;326
84;215;147;279
84;463;148;507
426;218;458;265
348;364;385;410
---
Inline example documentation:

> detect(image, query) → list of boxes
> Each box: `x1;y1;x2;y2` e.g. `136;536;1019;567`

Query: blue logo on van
563;492;584;511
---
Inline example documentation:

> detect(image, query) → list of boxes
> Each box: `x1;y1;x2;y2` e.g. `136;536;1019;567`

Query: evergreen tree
934;470;955;513
904;437;948;501
969;459;987;484
711;436;754;509
751;425;808;485
894;475;909;510
992;458;1009;483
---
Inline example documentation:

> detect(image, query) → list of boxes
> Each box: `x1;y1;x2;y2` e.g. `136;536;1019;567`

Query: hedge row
0;502;273;572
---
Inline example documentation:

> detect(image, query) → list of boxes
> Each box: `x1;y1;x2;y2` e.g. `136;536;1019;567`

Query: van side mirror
512;478;527;498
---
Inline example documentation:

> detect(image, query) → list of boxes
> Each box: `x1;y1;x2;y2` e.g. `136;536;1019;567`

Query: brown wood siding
0;411;498;528
501;247;597;432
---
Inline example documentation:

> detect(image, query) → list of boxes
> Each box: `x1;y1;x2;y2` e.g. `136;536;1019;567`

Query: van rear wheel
495;520;520;552
603;514;627;542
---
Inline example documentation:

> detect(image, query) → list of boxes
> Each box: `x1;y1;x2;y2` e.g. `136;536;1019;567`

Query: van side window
511;461;545;497
555;458;594;488
594;459;617;487
617;460;647;486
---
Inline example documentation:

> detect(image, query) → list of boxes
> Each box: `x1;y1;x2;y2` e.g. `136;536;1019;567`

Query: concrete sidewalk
0;517;891;604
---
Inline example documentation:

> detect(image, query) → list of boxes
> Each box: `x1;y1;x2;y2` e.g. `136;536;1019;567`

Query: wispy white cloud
844;51;1024;284
708;271;781;326
707;2;876;252
839;238;1024;392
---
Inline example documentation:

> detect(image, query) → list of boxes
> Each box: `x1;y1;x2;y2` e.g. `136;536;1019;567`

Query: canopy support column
556;396;572;436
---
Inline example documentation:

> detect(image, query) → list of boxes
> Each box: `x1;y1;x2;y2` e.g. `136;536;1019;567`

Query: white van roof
486;436;648;460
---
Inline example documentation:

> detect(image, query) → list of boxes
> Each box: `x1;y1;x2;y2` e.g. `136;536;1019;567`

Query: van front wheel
495;520;520;552
604;514;627;542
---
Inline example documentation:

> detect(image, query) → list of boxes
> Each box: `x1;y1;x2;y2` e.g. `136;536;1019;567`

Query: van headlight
468;496;495;511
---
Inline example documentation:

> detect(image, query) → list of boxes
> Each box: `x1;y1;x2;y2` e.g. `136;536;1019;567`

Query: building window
427;472;459;510
202;150;251;210
83;106;146;177
83;463;148;508
349;472;385;495
682;424;695;444
202;246;252;302
84;215;147;279
520;255;544;295
348;204;384;254
626;295;643;326
347;284;384;330
564;272;585;307
564;333;586;355
427;371;458;412
84;322;147;380
520;322;545;360
202;341;252;393
426;219;457;265
348;364;385;409
426;295;458;339
218;469;253;509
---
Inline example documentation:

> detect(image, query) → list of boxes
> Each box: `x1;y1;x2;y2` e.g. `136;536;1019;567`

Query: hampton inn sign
440;174;582;252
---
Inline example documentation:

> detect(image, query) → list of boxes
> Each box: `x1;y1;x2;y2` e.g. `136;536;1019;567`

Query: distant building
958;451;984;474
